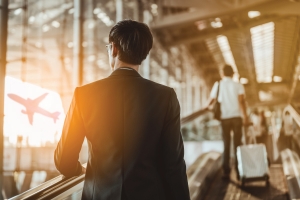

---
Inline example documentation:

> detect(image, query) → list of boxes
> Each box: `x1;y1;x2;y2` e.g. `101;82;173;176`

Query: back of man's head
109;19;153;65
222;64;234;77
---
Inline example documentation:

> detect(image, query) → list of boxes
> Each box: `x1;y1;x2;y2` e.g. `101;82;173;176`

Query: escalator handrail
9;164;86;200
284;104;300;128
8;174;65;200
181;108;209;125
282;105;300;198
34;174;85;200
9;109;209;199
283;104;300;154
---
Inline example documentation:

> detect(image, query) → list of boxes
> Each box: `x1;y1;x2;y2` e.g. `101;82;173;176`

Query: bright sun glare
4;76;65;147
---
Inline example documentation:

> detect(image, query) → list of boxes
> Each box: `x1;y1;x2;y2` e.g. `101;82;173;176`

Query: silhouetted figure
281;111;294;150
256;111;268;145
249;109;259;143
206;65;249;180
54;20;190;200
251;110;268;145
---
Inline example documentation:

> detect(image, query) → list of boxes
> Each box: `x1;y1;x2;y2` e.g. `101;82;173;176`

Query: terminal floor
204;165;288;200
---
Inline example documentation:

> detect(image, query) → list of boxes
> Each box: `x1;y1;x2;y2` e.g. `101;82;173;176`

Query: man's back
211;77;245;119
55;68;190;200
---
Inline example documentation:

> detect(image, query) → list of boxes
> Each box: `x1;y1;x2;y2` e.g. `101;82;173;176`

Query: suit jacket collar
109;67;142;78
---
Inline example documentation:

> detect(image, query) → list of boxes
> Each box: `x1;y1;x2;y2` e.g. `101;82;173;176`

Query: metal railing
280;104;300;199
283;104;300;153
9;164;86;200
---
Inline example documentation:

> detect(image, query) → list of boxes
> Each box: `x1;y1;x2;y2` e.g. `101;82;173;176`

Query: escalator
203;104;300;200
10;105;300;200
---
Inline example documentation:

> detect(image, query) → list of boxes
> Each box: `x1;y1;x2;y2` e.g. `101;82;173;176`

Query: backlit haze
4;76;65;147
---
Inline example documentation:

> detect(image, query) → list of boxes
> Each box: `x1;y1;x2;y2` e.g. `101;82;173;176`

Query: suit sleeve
54;87;85;177
161;89;190;200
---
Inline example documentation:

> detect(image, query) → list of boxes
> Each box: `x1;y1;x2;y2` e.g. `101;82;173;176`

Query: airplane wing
35;107;61;123
7;94;27;105
32;93;48;105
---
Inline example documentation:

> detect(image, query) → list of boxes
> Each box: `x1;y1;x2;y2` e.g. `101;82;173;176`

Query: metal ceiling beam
256;0;300;16
166;15;284;46
161;0;266;9
5;23;110;40
152;0;300;30
151;0;275;29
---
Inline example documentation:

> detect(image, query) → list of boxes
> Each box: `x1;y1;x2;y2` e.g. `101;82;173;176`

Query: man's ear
112;43;118;57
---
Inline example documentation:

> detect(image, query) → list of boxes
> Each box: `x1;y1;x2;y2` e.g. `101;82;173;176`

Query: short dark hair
109;19;153;65
222;64;234;76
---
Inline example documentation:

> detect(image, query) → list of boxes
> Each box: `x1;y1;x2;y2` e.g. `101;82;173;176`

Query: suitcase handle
243;125;257;145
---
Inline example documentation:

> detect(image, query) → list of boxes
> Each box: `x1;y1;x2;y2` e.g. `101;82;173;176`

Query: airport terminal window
2;0;225;198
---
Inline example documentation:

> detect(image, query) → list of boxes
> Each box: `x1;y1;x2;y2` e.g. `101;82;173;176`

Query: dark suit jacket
54;67;190;200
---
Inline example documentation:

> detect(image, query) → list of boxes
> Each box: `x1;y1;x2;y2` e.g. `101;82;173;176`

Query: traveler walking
282;111;294;149
250;110;268;144
256;111;269;145
206;64;249;180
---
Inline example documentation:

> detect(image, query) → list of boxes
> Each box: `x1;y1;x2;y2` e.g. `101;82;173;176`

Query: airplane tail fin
51;112;60;123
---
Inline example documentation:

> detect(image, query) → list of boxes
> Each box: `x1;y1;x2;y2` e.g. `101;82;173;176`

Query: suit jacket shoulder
76;74;174;100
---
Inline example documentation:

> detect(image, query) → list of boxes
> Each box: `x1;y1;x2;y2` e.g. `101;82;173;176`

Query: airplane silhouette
7;93;60;125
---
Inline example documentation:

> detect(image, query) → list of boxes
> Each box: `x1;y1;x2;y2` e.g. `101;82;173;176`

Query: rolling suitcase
236;126;270;186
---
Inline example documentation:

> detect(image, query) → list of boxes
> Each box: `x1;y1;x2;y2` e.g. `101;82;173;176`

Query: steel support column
157;0;163;20
0;0;8;199
140;10;151;79
73;0;84;87
132;0;139;21
116;0;123;22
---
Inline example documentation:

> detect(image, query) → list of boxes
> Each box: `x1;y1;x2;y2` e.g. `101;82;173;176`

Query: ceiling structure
151;0;300;106
4;0;300;108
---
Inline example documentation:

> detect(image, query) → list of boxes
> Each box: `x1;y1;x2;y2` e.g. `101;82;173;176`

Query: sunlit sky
4;76;65;147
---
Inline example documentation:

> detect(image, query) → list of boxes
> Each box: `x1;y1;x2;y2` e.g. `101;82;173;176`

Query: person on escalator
250;110;268;145
257;111;269;145
54;20;190;200
205;64;249;180
282;111;294;150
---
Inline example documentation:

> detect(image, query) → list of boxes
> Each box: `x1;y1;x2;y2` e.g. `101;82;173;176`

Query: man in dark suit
54;19;190;200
